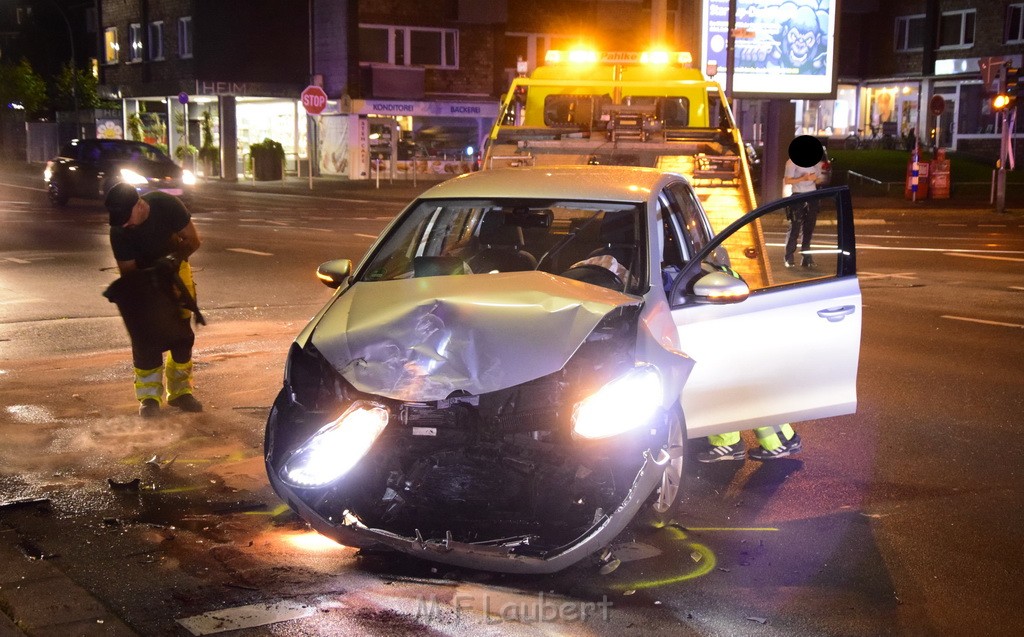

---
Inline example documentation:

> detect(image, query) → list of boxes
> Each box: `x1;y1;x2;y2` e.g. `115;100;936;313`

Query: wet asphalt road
1;165;1023;636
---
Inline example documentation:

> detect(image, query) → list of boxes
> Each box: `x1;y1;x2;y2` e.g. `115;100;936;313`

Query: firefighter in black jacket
105;183;203;418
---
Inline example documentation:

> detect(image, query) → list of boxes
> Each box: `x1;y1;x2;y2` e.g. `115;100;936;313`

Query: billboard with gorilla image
702;0;838;98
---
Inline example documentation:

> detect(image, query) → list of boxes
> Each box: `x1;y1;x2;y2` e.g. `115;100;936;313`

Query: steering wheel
561;264;625;291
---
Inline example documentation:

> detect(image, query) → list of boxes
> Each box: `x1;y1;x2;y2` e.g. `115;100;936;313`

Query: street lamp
37;0;81;137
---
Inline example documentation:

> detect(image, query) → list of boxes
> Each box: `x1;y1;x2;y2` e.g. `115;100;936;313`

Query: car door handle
817;305;856;322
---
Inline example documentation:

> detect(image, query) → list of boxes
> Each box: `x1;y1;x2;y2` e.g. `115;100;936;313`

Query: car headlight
572;364;663;439
182;169;197;186
281;401;389;488
119;168;148;185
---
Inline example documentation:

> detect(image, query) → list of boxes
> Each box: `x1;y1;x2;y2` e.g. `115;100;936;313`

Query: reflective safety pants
133;354;195;403
708;423;796;451
130;261;197;403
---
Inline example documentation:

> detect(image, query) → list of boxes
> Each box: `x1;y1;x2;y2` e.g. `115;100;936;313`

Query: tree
0;59;49;115
51;62;116;112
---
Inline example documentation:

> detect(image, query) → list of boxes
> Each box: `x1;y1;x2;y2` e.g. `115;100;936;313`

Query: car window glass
359;199;645;293
670;192;843;305
665;183;712;253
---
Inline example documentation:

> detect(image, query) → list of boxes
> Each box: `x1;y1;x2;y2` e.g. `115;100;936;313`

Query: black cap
105;183;140;226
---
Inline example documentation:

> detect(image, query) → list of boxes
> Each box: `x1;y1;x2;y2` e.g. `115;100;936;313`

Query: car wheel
48;181;69;207
652;407;686;515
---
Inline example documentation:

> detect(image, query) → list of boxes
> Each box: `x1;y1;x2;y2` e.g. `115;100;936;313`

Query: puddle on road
6;403;55;424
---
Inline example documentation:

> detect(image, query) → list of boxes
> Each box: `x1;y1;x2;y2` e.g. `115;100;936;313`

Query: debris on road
0;497;50;510
108;478;141;491
176;600;317;635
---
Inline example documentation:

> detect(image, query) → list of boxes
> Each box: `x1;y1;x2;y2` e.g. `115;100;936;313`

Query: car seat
587;210;635;269
467;213;538;273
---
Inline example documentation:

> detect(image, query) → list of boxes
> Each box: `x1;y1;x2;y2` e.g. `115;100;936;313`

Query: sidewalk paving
0;527;137;636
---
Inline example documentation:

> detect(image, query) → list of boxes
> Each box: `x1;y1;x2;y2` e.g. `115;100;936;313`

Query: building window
178;17;193;59
894;15;925;51
1008;4;1024;43
359;24;458;68
103;27;119;64
149;21;164;60
938;10;975;48
505;32;575;73
128;23;143;62
102;27;119;64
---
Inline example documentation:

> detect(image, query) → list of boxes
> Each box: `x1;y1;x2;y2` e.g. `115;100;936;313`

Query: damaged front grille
273;305;658;550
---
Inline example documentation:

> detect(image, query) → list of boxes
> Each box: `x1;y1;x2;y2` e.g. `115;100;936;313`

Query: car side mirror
316;259;353;289
692;270;749;304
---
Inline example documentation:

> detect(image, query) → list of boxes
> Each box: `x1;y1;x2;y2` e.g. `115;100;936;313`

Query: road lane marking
979;224;1007;228
353;233;378;239
226;248;274;256
944;252;1024;263
2;257;31;264
859;271;918;280
942;315;1024;329
856;245;1024;256
1011;286;1024;292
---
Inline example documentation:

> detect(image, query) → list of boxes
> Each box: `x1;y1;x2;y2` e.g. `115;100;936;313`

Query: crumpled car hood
310;271;641;402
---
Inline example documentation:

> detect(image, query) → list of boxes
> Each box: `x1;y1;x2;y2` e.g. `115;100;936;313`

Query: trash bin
905;155;930;200
930;148;951;199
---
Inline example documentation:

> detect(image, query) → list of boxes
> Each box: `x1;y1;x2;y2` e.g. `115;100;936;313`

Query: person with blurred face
104;183;203;418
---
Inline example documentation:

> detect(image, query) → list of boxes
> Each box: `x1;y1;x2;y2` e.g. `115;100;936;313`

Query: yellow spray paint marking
243;503;291;517
685;527;779;532
611;525;778;590
152;485;208;495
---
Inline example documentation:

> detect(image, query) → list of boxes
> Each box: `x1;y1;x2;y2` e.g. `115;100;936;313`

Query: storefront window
958;84;999;135
237;100;306;172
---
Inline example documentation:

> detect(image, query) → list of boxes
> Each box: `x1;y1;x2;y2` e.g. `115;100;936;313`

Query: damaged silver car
265;166;861;574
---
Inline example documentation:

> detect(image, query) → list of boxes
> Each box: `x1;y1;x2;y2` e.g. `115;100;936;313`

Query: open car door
668;187;861;439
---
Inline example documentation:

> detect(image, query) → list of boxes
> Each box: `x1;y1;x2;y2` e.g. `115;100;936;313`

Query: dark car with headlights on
265;166;862;574
44;138;196;207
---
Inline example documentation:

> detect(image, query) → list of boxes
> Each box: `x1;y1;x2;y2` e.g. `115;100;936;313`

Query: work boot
139;398;160;418
168;393;203;412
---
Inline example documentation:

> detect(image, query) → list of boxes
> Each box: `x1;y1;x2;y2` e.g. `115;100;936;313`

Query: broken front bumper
265;427;665;575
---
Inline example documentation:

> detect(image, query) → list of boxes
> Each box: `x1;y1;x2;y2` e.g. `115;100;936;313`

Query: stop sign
301;85;328;115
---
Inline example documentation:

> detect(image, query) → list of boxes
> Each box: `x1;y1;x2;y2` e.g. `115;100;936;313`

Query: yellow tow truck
482;49;765;283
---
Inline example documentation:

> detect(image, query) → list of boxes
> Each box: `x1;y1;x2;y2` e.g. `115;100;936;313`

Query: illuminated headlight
119;168;148;185
572;365;663;439
182;169;197;186
281;401;389;488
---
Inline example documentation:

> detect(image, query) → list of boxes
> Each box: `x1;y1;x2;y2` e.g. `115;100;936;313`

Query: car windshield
96;141;169;163
360;198;645;293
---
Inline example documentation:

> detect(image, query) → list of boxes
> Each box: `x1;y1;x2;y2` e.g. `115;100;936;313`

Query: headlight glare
119;168;148;185
182;169;197;185
573;365;663;439
282;401;389;488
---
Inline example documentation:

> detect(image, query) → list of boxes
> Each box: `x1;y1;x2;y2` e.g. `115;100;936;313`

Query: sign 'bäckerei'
352;99;500;119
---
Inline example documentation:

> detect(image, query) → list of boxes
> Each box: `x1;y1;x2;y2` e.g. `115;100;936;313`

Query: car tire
651;406;686;516
48;181;69;207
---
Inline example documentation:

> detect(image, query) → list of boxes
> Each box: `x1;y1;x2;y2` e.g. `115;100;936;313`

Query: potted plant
250;137;284;181
197;109;219;177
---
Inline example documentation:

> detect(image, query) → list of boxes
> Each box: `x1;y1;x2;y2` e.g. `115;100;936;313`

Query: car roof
420;166;684;202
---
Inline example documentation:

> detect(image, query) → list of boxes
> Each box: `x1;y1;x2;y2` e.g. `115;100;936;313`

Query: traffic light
994;66;1019;110
1006;66;1020;97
